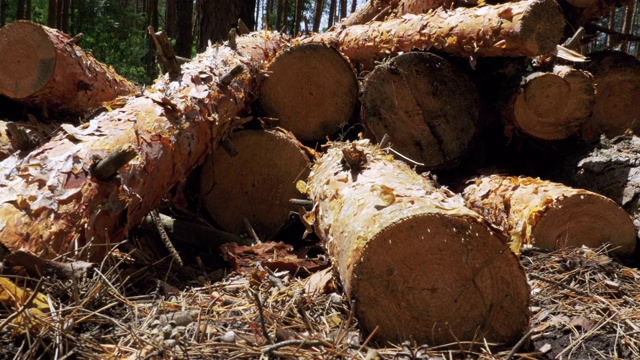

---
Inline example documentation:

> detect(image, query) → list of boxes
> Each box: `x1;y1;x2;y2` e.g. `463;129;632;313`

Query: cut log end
361;52;479;169
510;66;594;140
199;129;311;238
582;51;640;140
0;21;56;99
519;0;566;55
532;193;636;255
258;44;358;142
352;213;530;345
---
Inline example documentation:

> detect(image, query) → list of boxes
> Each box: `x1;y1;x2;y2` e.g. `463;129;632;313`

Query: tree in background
195;0;256;53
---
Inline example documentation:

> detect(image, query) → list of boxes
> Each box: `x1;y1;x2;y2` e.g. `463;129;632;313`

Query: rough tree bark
305;140;530;345
580;51;640;141
502;65;595;140
360;52;480;169
309;0;565;65
199;129;312;238
258;43;358;141
341;0;398;27
463;175;636;256
0;21;138;116
0;32;289;260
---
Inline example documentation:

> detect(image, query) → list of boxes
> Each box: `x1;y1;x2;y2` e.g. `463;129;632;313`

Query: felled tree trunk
502;65;595;140
199;128;312;238
580;51;640;141
561;0;632;29
305;140;530;345
463;175;636;256
0;21;138;116
341;0;398;26
360;52;480;169
309;0;565;65
257;44;358;142
0;32;289;260
568;134;640;239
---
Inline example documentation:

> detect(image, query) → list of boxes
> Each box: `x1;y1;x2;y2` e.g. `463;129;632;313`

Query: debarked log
0;21;138;116
305;140;530;345
463;175;636;256
0;32;289;260
309;0;565;64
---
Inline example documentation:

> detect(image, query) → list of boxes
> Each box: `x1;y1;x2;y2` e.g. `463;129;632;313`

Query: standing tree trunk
0;21;138;116
282;0;289;31
61;0;70;32
294;0;303;34
56;0;63;28
17;0;25;19
47;0;57;27
165;0;177;38
306;140;530;345
175;0;194;57
276;0;284;29
360;52;480;169
25;0;32;20
350;0;356;13
339;0;347;20
145;0;159;78
327;0;336;27
196;0;255;52
312;0;324;32
0;0;8;27
463;175;636;256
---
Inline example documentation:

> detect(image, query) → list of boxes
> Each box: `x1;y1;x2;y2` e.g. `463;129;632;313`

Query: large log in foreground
0;32;288;260
361;52;480;169
463;175;636;256
310;0;565;64
0;21;137;116
306;140;530;345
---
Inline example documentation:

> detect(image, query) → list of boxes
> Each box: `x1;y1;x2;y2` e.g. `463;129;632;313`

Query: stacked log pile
0;0;639;348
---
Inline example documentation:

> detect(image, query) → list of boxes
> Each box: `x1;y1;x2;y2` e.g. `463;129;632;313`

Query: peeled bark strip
503;65;595;140
306;140;530;345
258;44;358;141
463;175;636;256
0;21;138;115
200;128;312;238
309;0;565;64
0;33;289;260
581;51;640;141
360;52;480;169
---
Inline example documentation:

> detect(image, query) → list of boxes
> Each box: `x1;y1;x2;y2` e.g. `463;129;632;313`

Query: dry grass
1;243;639;359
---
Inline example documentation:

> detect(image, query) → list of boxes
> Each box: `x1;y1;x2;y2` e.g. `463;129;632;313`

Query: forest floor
1;241;639;359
